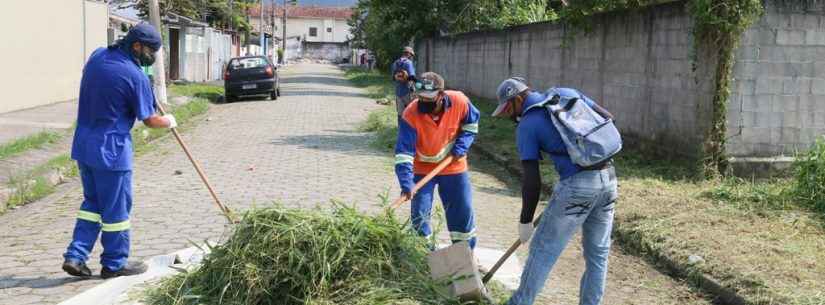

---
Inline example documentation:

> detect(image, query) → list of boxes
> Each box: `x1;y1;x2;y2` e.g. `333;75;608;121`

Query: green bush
793;138;825;214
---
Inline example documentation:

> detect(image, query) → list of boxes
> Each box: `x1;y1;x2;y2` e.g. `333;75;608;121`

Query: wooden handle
155;101;237;223
482;215;543;284
483;239;521;284
390;155;455;210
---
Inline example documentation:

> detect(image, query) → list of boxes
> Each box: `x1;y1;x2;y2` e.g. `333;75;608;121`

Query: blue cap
123;23;162;51
492;77;529;116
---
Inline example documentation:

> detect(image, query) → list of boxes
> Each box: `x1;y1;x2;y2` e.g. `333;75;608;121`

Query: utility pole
259;0;265;56
271;0;277;64
148;0;169;105
282;0;287;64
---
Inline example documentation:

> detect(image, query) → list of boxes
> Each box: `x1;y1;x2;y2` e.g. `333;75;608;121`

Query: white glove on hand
163;114;178;129
518;222;534;243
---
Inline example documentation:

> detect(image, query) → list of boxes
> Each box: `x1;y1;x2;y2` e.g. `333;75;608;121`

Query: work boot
62;259;92;277
100;261;148;279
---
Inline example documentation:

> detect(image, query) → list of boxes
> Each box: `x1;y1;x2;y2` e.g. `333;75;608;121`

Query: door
169;28;180;80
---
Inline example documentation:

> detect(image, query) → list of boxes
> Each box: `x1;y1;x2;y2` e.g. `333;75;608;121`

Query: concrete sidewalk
0;100;76;146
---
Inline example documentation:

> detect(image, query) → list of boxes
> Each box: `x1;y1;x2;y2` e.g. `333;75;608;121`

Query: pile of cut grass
146;205;504;305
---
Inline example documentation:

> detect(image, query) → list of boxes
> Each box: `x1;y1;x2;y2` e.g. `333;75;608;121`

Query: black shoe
100;261;148;279
62;259;92;277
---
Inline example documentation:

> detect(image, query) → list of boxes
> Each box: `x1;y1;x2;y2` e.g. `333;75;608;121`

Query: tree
349;0;561;68
113;0;256;33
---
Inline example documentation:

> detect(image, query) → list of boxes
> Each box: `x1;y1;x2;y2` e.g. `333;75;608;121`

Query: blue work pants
410;172;477;248
64;162;133;271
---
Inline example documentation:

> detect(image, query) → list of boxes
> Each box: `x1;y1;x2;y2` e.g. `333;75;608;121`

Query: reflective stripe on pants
410;171;477;249
64;162;133;271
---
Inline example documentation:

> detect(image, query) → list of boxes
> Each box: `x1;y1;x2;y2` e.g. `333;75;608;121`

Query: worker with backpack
491;77;621;305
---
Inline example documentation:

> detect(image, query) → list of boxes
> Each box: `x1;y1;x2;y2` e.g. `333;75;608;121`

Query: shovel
154;101;237;223
482;215;542;284
389;155;455;209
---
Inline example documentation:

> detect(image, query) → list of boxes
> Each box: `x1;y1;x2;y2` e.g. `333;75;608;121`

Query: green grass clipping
145;204;507;305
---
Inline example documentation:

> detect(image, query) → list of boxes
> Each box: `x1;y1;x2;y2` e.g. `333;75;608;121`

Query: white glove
163;114;178;129
519;222;534;243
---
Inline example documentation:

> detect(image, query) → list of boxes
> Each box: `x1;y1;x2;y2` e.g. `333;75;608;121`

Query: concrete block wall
417;1;718;157
728;0;825;158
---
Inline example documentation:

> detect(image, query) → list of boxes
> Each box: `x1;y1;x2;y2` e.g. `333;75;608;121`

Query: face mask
418;100;437;114
139;51;156;66
133;45;156;66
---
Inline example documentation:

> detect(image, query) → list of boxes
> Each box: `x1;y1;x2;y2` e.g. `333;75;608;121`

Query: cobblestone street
0;64;707;305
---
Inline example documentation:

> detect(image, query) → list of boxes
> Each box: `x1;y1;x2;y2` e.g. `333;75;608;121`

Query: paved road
0;64;708;305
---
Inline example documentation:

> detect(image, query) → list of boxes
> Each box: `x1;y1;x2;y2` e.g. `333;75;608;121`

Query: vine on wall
687;0;763;177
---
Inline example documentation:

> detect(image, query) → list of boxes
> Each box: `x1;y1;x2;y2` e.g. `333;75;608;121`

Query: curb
471;141;752;305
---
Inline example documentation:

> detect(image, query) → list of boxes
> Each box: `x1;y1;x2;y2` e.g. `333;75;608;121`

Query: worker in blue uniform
62;23;177;279
391;47;417;121
492;78;618;305
395;72;480;249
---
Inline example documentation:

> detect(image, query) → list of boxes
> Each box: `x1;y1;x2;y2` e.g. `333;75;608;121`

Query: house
162;12;238;82
248;5;353;62
0;0;108;114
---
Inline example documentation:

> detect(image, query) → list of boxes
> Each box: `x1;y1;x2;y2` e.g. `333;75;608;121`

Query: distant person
62;23;177;279
367;52;375;70
391;47;416;121
492;77;620;305
360;52;368;68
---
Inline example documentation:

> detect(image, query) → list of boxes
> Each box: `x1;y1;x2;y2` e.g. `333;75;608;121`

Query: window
309;27;318;37
326;27;332;33
229;57;268;70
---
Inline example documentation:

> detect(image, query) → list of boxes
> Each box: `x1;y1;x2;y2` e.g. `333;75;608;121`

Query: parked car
223;56;280;102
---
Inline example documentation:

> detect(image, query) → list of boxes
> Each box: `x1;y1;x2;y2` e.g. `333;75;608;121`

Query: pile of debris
145;205;504;305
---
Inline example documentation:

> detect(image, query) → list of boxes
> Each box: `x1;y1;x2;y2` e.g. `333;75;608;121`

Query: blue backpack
539;88;622;167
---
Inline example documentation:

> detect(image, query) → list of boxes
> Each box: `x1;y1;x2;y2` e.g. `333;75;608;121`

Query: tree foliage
112;0;256;33
349;0;562;68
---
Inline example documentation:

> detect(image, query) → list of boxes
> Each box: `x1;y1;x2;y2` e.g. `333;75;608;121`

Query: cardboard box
427;241;488;301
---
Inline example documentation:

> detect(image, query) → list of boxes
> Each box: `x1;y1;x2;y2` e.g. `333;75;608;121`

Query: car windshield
230;58;268;70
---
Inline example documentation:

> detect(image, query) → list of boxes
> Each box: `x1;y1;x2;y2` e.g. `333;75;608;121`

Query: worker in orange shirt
394;72;480;249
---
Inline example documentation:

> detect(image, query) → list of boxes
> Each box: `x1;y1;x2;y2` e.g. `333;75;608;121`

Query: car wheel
270;90;278;100
226;95;236;103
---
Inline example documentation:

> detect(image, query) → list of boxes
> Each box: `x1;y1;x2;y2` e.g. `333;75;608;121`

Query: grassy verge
168;83;225;102
0;131;63;160
344;68;396;101
346;67;399;151
343;68;825;305
1;83;217;215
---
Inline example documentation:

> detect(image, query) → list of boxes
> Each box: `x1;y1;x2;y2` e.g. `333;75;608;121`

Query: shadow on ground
270;131;390;158
280;90;369;98
280;76;354;86
0;275;90;289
